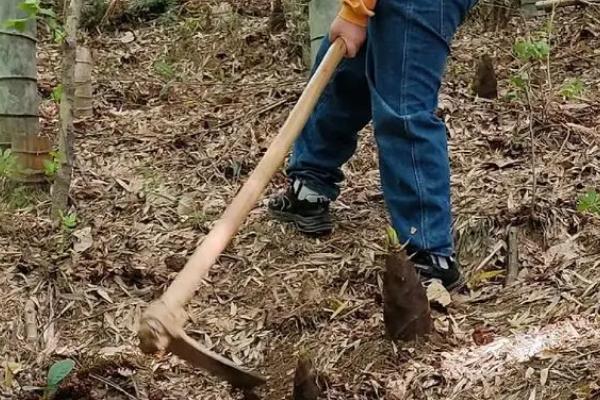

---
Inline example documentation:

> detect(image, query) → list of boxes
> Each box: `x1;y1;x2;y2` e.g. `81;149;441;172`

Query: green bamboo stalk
308;0;339;68
0;0;39;149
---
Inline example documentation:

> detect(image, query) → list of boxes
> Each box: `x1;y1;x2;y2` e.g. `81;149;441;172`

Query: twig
89;373;138;400
550;128;571;166
581;278;600;298
186;98;289;137
505;227;519;285
546;5;556;92
535;0;598;8
474;241;504;271
539;3;557;124
0;250;21;255
524;87;537;219
100;0;120;26
214;98;289;130
41;300;76;332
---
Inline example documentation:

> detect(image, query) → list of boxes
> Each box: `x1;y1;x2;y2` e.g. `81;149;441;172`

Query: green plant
386;225;399;247
51;84;64;104
0;149;17;179
4;186;37;209
507;71;529;99
60;211;78;230
44;359;75;399
4;0;65;43
153;59;175;80
43;151;62;177
513;38;550;62
559;78;584;99
577;190;600;215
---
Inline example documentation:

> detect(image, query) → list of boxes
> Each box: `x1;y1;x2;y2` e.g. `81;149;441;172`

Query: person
268;0;477;290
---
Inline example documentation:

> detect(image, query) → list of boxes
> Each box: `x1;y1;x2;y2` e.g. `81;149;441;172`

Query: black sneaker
268;179;333;235
409;251;465;291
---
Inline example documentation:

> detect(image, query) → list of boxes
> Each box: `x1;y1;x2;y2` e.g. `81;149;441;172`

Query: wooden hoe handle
138;39;347;388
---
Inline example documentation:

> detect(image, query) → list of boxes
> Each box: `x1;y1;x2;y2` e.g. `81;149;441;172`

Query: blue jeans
287;0;476;256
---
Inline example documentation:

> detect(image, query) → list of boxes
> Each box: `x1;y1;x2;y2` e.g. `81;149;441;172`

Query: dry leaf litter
1;1;599;399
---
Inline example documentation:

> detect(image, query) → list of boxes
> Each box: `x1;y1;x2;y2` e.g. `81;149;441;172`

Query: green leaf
386;226;399;247
153;60;175;80
577;191;600;215
4;18;29;32
19;0;40;17
510;73;528;91
50;150;65;164
46;359;75;394
37;7;57;19
51;84;63;103
559;78;585;99
61;212;78;230
52;27;66;43
44;17;65;43
513;38;550;62
0;149;17;178
43;159;58;177
471;269;505;285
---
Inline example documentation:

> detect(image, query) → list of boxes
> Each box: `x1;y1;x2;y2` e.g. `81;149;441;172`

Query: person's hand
329;16;366;58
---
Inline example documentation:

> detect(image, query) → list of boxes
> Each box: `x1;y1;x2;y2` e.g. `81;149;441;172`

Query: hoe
137;39;346;389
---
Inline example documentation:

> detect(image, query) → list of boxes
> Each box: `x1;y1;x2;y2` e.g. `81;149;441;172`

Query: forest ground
1;1;600;399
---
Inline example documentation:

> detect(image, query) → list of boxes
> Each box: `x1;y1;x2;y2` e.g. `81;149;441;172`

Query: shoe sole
421;274;466;292
269;209;333;235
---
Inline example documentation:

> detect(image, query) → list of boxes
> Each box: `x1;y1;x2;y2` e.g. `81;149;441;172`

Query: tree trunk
51;0;82;218
308;0;339;68
0;0;39;149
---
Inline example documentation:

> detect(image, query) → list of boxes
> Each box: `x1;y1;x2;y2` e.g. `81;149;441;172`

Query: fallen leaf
566;122;595;135
544;239;580;266
176;193;195;218
43;322;59;355
299;277;322;304
117;368;134;377
472;325;495;345
330;300;350;320
525;367;535;379
165;254;187;271
470;269;505;285
434;316;450;334
72;227;93;253
2;362;22;388
98;345;129;357
483;158;518;169
95;288;114;304
426;280;452;307
540;367;549;385
119;31;135;44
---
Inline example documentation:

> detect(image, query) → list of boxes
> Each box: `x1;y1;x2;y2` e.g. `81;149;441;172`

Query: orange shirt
339;0;377;27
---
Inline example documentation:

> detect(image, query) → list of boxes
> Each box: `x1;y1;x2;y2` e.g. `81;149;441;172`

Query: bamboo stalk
0;1;39;151
51;0;82;218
